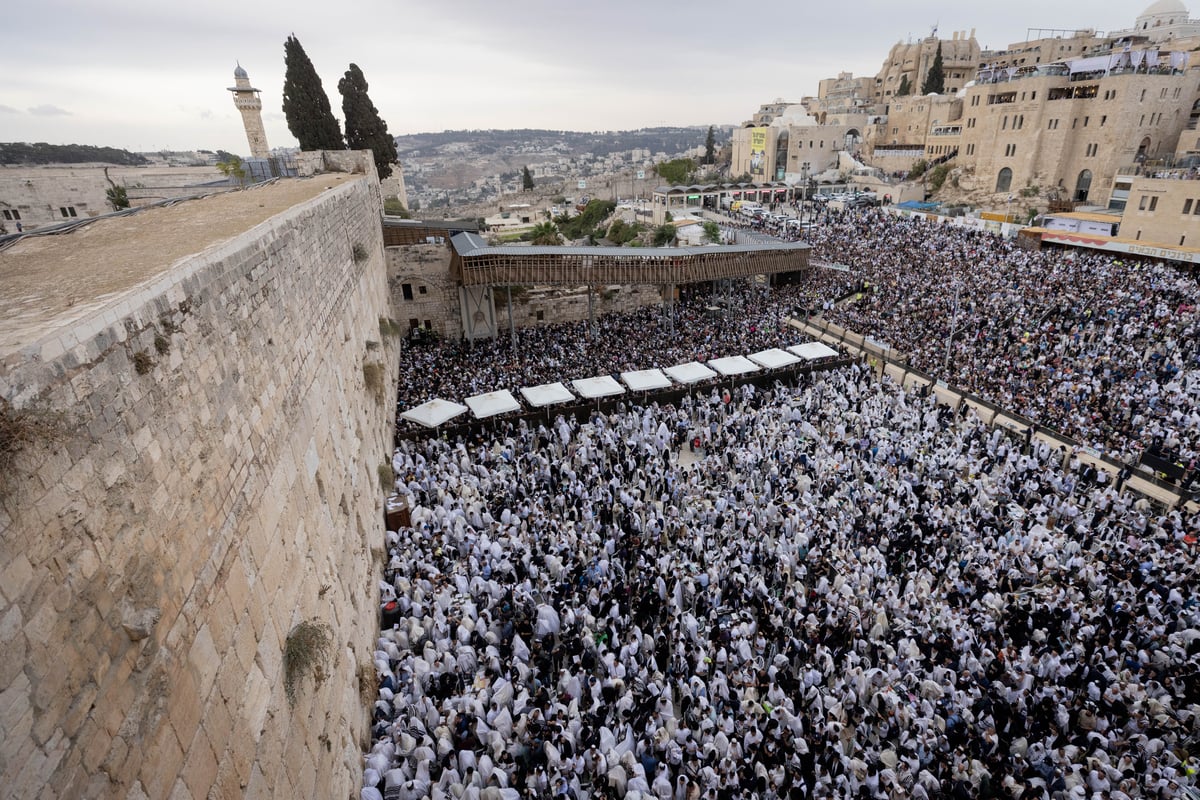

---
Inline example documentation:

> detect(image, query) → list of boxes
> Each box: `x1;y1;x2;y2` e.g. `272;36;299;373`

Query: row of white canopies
400;342;840;428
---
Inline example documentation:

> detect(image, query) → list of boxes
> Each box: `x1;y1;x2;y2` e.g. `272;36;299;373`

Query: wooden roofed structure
448;232;810;287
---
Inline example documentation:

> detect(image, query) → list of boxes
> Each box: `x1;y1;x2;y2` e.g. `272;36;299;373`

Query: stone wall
0;175;397;798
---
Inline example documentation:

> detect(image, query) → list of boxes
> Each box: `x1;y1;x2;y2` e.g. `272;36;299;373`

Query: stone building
955;54;1196;204
872;31;980;104
0;165;229;231
1111;0;1200;43
1119;173;1200;247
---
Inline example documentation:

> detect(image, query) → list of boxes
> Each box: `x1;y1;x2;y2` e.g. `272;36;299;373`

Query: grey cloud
0;104;18;114
27;104;71;116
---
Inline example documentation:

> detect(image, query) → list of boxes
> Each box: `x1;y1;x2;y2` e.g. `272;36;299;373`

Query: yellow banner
750;127;767;176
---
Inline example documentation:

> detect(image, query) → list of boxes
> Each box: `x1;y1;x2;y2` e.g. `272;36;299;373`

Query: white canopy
663;361;718;385
788;342;839;361
748;348;802;370
520;382;575;408
571;375;626;399
707;355;762;376
464;390;522;419
620;368;673;391
400;398;469;428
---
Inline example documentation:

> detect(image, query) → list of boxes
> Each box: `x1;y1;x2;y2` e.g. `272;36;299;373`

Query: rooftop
0;174;354;356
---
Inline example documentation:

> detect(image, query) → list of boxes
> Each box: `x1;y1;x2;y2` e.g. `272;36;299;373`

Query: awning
621;369;673;391
400;398;469;428
520;382;575;408
707;355;762;376
663;361;718;384
788;342;839;361
465;390;522;419
748;348;802;370
571;375;626;399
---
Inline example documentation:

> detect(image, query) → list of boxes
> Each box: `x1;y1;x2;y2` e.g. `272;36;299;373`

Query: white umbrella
400;398;468;428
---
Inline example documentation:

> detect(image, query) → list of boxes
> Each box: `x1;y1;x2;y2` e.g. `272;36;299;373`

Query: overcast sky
1;0;1150;155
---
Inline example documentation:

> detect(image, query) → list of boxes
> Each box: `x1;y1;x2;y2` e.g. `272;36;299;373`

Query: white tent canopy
663;361;718;385
520;382;576;408
788;342;839;361
465;390;522;419
571;375;625;399
707;355;762;376
748;348;802;370
400;399;469;428
620;369;673;391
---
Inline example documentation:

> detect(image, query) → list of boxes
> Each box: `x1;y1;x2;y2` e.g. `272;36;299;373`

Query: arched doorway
995;167;1013;193
1137;136;1152;160
1075;169;1093;202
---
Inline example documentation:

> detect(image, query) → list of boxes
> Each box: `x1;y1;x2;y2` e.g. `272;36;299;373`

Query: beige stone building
872;31;980;104
980;30;1107;72
955;54;1196;204
1118;174;1200;247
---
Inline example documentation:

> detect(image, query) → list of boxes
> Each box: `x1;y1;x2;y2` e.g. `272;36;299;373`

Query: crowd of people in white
370;209;1200;800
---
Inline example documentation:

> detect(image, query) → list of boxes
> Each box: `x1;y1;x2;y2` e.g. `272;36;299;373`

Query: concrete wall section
0;176;395;799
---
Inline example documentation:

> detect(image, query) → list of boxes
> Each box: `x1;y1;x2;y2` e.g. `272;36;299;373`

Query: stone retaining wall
0;174;396;798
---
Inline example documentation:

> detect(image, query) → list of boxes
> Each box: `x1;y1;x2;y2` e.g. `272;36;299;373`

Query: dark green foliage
702;220;721;243
556;200;616;240
655;158;697;185
0;143;148;166
106;185;130;210
896;74;912;97
606;219;645;245
652;224;678;247
338;63;398;178
282;35;344;151
704;126;716;165
522;166;534;191
525;222;561;245
922;43;945;95
383;198;411;217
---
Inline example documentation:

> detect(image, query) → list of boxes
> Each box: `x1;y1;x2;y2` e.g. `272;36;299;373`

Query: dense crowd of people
803;209;1200;468
366;366;1199;799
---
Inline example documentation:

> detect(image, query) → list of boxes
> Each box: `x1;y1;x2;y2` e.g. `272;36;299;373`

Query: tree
383;198;411;217
338;63;398;178
655;158;697;185
704;126;716;165
216;155;248;186
921;43;945;95
282;35;344;151
527;221;561;245
652;224;678;247
896;74;912;97
522;166;535;191
701;221;721;244
102;166;130;210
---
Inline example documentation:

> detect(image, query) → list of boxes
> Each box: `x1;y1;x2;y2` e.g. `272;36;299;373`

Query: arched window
1075;170;1093;202
995;168;1013;193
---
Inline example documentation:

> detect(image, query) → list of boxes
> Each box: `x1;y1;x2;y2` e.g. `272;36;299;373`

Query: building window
59;206;77;218
1083;116;1089;127
1001;116;1007;130
1185;199;1193;215
536;310;544;321
418;285;427;295
1;209;19;220
409;318;419;330
1139;196;1148;211
402;283;413;301
1149;196;1158;211
995;168;1013;193
1193;201;1200;215
424;320;431;329
1030;91;1036;100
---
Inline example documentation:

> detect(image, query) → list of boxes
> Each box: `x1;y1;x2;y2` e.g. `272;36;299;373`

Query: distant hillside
0;142;150;166
394;127;723;159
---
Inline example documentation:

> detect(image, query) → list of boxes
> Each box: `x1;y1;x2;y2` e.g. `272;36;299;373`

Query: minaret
227;63;270;159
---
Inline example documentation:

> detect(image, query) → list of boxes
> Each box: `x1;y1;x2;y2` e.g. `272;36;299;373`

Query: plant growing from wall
133;352;154;375
0;399;67;498
283;618;332;706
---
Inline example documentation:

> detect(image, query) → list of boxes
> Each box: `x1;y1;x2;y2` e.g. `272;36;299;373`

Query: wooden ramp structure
448;232;810;287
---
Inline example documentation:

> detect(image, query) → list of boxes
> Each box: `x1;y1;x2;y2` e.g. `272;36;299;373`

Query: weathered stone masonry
0;174;397;799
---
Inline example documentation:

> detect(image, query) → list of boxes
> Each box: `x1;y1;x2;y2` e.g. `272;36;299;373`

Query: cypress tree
339;63;398;179
921;43;945;95
282;35;344;151
896;74;912;97
704;126;716;165
522;166;534;191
